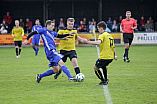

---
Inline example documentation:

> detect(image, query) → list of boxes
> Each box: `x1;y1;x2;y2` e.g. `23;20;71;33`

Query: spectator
106;25;111;33
77;20;86;32
86;21;91;32
19;18;24;28
106;17;113;30
134;19;140;32
91;18;96;26
145;20;153;32
0;25;8;34
25;18;32;33
140;16;146;31
83;18;87;26
3;12;12;32
112;25;119;32
89;21;96;33
58;18;65;30
149;17;154;29
112;20;119;32
1;19;8;31
52;19;57;31
118;16;122;24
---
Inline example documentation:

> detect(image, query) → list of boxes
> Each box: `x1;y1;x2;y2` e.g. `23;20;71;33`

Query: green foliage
0;46;157;104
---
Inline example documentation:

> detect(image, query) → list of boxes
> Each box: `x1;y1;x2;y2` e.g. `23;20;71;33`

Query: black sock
74;67;80;74
16;48;18;56
125;48;129;59
95;70;105;82
19;49;21;55
102;67;107;80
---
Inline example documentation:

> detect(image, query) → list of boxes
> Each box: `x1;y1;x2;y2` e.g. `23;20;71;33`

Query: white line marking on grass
103;85;113;104
93;32;113;104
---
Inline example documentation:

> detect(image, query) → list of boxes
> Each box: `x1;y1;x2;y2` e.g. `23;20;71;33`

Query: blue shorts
46;50;63;67
32;38;40;45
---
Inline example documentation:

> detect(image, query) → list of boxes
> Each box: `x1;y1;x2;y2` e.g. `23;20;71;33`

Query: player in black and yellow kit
54;18;87;79
85;21;117;85
12;20;24;58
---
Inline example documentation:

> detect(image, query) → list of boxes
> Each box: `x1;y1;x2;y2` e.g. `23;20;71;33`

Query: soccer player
23;20;78;83
31;19;42;55
54;18;87;79
120;11;137;62
85;21;117;85
12;20;24;58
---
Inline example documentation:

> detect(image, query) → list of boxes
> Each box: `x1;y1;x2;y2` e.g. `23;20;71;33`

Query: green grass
0;45;157;104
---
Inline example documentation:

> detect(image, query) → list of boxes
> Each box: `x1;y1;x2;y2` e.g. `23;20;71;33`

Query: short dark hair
97;21;106;30
45;20;54;27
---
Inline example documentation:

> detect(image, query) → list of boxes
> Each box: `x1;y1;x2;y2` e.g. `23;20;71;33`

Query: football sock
102;67;107;80
95;70;105;82
33;47;36;51
16;48;18;56
125;48;129;59
40;69;55;78
36;47;39;55
74;67;80;74
61;65;73;78
19;49;21;55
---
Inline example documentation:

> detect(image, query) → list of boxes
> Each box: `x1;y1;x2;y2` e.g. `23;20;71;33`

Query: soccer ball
76;73;85;82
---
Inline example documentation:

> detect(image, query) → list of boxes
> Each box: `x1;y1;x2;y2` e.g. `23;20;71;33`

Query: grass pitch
0;45;157;104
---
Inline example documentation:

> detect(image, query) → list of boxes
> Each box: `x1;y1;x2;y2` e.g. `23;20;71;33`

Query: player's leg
18;41;22;58
123;33;129;62
31;38;36;53
35;39;40;55
36;66;59;83
71;58;80;74
14;41;19;58
54;50;67;79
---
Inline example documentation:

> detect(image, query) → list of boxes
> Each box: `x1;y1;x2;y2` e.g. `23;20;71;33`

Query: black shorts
95;59;113;69
14;41;22;47
123;33;134;45
60;50;77;62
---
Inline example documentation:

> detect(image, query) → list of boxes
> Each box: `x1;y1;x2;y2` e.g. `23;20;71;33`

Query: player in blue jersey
31;19;42;55
23;20;78;83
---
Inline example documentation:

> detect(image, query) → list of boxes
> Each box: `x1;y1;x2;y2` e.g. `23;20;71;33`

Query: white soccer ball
76;73;85;82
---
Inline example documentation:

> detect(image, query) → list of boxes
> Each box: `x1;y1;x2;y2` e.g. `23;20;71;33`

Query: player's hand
120;29;123;32
21;35;23;37
13;36;15;38
62;37;69;40
114;56;118;60
80;38;88;43
22;40;28;45
131;27;134;30
69;32;76;36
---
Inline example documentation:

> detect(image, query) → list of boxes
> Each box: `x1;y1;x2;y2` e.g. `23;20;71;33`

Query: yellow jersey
12;26;24;41
58;28;78;51
98;32;115;59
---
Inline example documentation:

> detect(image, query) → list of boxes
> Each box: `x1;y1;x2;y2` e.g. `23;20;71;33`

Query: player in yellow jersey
12;20;24;58
85;21;117;85
54;18;87;79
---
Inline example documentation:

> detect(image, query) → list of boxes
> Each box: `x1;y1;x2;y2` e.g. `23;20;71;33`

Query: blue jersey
37;27;58;52
32;25;42;39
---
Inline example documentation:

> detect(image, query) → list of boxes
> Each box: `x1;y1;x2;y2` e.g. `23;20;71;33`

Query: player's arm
86;39;101;45
120;25;123;32
114;48;117;60
23;31;38;45
12;29;15;38
21;28;24;37
76;36;88;43
56;32;75;38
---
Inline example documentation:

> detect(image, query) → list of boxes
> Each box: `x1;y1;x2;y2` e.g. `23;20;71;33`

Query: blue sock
125;48;129;59
33;47;36;51
36;47;39;55
40;69;55;78
61;66;73;78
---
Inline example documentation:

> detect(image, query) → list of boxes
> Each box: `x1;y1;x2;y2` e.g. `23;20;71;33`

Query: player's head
35;19;40;26
97;21;106;33
67;18;75;29
15;20;19;27
126;11;131;19
45;20;54;31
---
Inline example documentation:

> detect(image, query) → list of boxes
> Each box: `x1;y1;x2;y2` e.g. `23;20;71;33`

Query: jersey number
109;38;113;47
